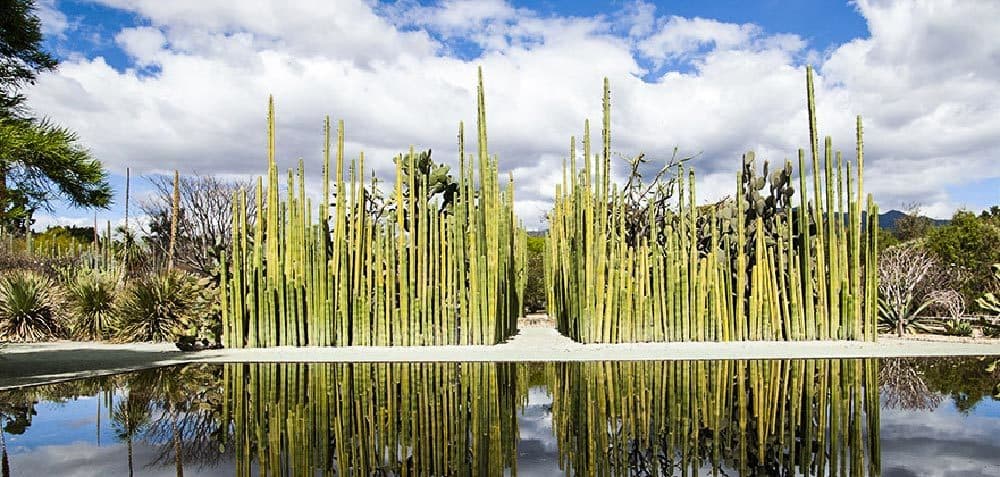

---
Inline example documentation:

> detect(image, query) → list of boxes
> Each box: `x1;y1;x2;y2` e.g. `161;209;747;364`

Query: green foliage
113;270;215;343
522;235;546;312
0;118;113;229
893;211;936;241
926;210;1000;307
0;0;58;114
220;70;523;348
396;149;459;216
877;226;900;252
876;297;935;335
975;263;1000;315
917;357;1000;413
66;269;118;340
942;319;973;337
548;67;879;343
0;269;65;341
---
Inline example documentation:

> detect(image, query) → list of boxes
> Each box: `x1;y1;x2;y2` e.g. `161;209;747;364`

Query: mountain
878;209;950;231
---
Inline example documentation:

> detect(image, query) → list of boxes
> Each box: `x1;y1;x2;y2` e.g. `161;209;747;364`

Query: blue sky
24;0;1000;230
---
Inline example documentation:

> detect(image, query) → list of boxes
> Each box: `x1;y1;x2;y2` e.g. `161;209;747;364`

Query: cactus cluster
219;69;525;347
546;67;880;343
224;362;519;476
551;359;880;476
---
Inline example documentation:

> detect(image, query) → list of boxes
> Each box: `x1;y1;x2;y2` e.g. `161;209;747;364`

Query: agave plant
66;269;119;340
975;263;1000;315
113;270;215;343
0;270;67;342
942;319;973;337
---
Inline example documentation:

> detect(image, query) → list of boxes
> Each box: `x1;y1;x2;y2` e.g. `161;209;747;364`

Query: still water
1;358;998;476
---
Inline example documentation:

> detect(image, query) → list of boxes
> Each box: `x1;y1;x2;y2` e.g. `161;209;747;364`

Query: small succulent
942;319;973;337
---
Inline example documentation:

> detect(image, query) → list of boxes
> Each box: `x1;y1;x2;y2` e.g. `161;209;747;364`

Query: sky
22;0;1000;231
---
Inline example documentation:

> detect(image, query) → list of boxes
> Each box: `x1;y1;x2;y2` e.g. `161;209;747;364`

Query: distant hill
878;209;950;231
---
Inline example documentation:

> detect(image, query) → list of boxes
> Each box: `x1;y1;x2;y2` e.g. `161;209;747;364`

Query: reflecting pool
1;358;998;476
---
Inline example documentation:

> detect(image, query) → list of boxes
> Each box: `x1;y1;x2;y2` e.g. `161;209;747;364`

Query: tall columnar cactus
220;68;524;347
546;66;879;343
550;359;881;476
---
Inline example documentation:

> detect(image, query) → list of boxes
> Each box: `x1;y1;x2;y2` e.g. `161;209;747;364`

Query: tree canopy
0;0;111;231
0;0;57;115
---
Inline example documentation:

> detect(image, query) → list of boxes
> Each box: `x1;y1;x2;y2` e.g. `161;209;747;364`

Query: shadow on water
0;347;192;389
0;357;998;476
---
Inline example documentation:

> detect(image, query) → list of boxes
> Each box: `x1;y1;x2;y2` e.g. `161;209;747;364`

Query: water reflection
0;358;998;476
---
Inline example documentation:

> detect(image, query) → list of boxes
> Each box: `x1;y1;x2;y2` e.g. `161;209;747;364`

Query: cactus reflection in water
224;362;520;476
547;66;880;343
219;69;524;347
551;359;881;476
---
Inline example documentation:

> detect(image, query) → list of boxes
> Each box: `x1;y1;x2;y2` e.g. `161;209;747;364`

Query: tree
1;1;111;231
893;202;936;241
0;0;57;115
141;173;256;277
522;235;546;312
877;243;956;336
925;210;1000;308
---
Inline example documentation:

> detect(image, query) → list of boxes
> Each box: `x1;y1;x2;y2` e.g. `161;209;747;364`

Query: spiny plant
66;269;118;340
550;359;881;476
942;319;973;337
976;263;1000;315
220;68;525;347
547;67;879;343
114;270;215;343
0;270;66;342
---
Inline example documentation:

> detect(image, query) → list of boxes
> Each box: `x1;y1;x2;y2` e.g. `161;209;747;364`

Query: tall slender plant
547;67;879;343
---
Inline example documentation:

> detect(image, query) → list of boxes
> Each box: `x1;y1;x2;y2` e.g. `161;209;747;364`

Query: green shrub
67;270;119;340
0;270;67;342
942;319;973;337
523;235;546;312
113;270;215;343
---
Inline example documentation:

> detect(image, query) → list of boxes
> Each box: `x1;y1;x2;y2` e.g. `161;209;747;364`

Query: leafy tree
0;119;112;229
522;235;546;312
925;210;1000;308
0;0;57;115
0;0;112;231
893;202;936;241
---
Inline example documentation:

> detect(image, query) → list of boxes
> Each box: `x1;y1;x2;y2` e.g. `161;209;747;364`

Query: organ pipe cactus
220;68;523;347
547;66;879;343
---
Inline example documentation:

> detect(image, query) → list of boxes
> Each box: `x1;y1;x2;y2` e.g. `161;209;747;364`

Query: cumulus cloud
25;0;1000;228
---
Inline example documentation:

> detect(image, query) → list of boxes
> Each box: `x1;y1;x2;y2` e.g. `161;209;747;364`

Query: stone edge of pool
2;327;998;390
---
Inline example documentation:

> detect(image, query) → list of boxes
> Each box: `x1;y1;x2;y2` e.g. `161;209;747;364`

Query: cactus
220;68;524;347
546;66;879;343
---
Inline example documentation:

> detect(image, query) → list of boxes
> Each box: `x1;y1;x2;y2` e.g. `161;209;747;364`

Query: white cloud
35;0;69;37
24;0;1000;230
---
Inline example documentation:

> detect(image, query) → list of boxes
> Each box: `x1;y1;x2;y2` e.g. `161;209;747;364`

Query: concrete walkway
2;327;999;390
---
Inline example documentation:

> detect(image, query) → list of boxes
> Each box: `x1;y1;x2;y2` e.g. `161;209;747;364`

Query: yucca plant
114;270;215;343
0;270;67;342
66;269;119;340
